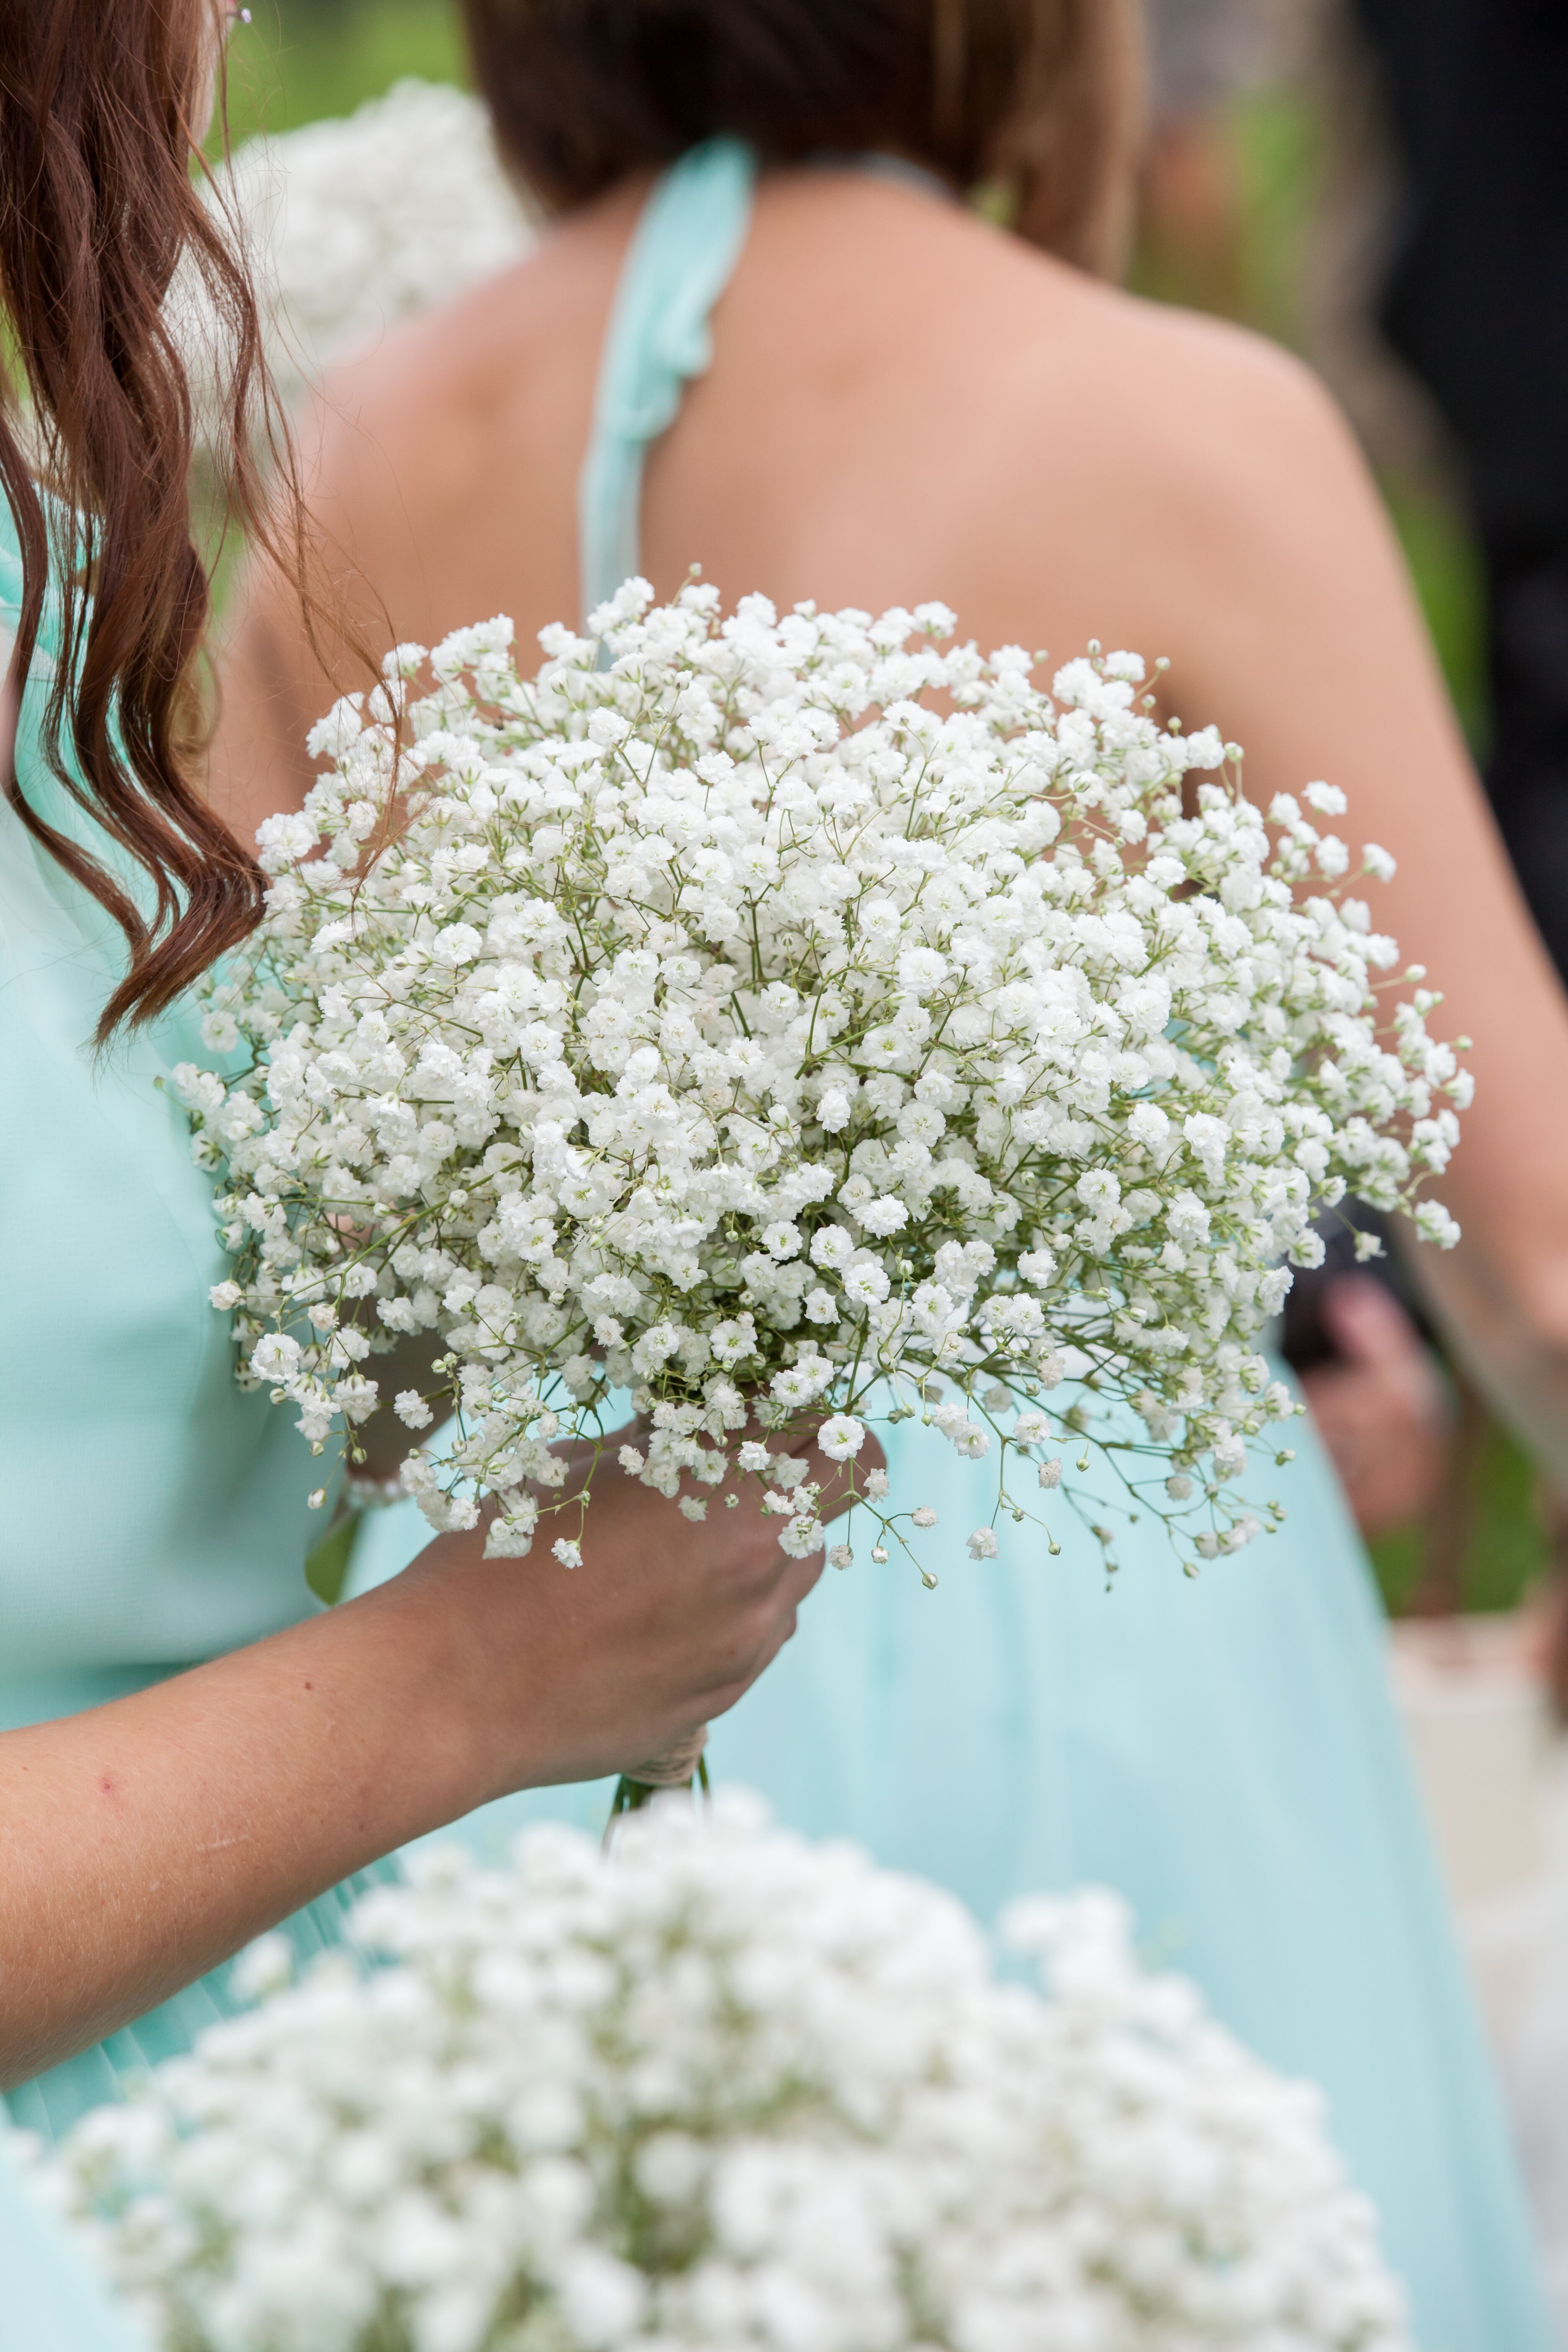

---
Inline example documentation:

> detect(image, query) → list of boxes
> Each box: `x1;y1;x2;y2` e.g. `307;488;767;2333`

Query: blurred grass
220;0;467;147
1369;1419;1546;1617
231;3;1544;1614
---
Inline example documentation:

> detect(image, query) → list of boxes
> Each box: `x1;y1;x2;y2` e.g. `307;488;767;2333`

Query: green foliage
1371;1423;1548;1618
304;1510;360;1606
1381;477;1489;748
221;0;465;147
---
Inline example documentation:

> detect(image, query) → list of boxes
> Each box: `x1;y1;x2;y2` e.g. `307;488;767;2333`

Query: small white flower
230;1932;294;2002
966;1527;1000;1560
255;808;317;865
209;1279;243;1311
552;1537;583;1569
816;1414;866;1460
250;1332;301;1384
841;1259;891;1309
911;1505;939;1529
200;1008;241;1053
432;921;485;967
808;1225;855;1270
1037;1459;1063;1490
395;1390;434;1429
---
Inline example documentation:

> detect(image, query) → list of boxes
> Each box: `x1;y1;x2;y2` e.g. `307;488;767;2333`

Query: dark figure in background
1354;0;1568;1648
1136;0;1455;1542
1356;0;1568;978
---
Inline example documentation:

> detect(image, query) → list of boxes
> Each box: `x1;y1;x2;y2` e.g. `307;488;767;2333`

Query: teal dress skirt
347;141;1555;2349
0;2135;150;2352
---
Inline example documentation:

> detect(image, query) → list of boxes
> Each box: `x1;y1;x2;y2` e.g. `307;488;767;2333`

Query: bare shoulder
988;240;1366;517
302;193;632;525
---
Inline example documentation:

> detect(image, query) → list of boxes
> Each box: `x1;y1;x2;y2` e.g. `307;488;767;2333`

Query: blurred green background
235;0;1537;1618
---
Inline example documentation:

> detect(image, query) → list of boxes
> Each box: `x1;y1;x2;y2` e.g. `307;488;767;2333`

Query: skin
215;163;1568;1493
0;1435;856;2088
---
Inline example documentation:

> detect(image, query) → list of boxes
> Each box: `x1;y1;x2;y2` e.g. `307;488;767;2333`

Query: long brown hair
0;0;288;1037
463;0;1144;277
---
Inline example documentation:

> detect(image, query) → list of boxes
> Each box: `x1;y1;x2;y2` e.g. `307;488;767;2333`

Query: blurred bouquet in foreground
176;584;1464;1576
196;80;534;418
38;1796;1410;2352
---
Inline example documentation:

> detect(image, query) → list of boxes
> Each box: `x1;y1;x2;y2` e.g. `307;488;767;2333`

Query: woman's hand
409;1433;855;1799
0;1463;838;2088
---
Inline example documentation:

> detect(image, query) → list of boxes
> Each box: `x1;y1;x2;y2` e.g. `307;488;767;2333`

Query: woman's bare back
222;170;1382;800
214;165;1568;1480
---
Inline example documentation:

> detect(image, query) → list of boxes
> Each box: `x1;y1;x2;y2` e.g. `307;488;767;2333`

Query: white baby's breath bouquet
36;1796;1411;2352
195;81;534;422
177;582;1464;1578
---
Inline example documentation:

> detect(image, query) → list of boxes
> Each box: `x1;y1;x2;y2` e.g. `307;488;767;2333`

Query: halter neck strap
577;137;757;627
576;139;954;630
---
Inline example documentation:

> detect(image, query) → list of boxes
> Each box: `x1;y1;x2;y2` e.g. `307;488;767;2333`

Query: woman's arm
1140;333;1568;1479
0;1455;831;2088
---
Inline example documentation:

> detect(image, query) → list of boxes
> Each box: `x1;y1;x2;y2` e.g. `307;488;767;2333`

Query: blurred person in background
1346;3;1568;2315
1141;0;1453;1547
1354;0;1568;988
1139;0;1293;318
211;1;1568;2335
1345;0;1568;1645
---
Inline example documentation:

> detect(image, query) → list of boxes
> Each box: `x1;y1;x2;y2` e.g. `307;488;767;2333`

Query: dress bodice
0;509;323;1729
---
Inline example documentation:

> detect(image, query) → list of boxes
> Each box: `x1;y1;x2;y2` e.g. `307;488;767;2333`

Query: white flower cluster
198;80;534;417
37;1796;1411;2352
176;583;1464;1572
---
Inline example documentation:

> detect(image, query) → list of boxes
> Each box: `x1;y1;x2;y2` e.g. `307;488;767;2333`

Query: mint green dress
348;142;1555;2349
0;514;385;2147
0;2138;149;2351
